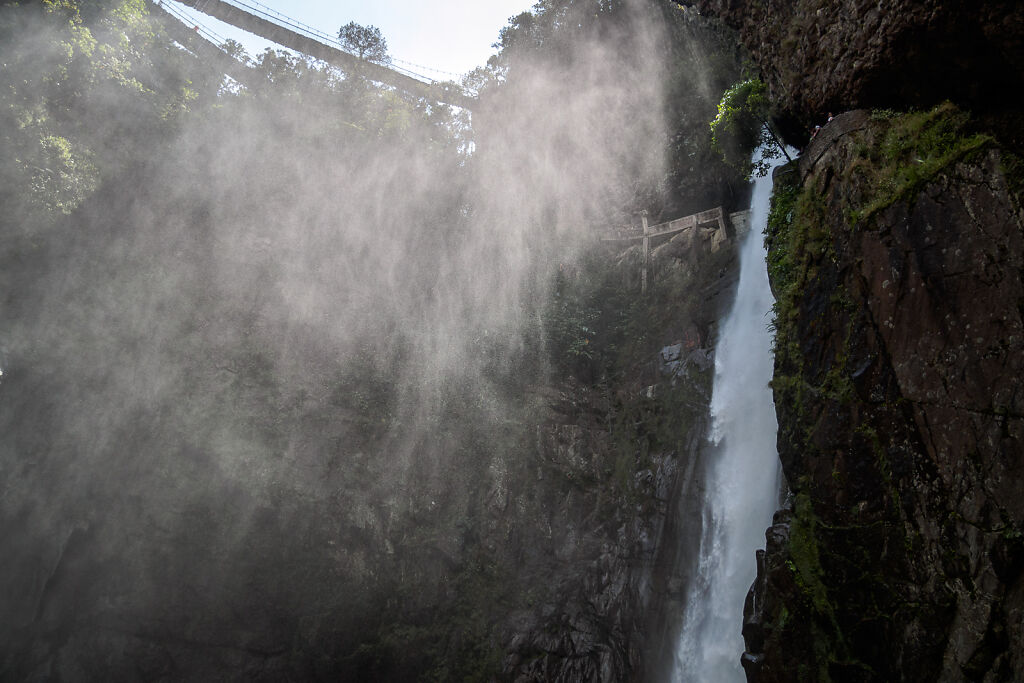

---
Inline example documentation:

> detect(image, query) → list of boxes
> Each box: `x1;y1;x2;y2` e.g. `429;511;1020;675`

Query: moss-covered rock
747;105;1024;682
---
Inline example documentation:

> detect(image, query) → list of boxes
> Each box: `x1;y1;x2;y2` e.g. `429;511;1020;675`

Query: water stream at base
671;150;788;682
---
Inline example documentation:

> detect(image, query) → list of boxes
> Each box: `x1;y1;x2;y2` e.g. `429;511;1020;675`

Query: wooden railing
602;207;728;293
601;206;726;243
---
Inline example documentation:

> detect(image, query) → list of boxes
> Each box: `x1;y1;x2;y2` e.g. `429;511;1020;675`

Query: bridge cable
160;0;230;47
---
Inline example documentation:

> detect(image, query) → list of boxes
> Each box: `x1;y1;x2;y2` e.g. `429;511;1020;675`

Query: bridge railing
172;0;476;109
198;0;437;85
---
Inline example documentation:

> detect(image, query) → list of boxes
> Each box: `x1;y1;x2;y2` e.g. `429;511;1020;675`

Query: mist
0;0;742;678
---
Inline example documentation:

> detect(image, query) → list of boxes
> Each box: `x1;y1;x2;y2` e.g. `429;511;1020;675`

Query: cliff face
501;211;744;681
748;107;1024;681
0;152;741;680
682;0;1024;133
672;2;1024;679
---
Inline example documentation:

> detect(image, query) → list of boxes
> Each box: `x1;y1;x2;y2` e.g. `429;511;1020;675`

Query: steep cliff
746;106;1024;681
499;211;746;681
0;156;743;681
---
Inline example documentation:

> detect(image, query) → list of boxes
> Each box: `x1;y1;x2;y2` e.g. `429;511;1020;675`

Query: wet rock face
751;111;1024;681
681;0;1024;129
500;355;717;681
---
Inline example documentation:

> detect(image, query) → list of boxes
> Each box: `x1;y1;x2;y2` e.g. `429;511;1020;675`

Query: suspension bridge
155;0;477;109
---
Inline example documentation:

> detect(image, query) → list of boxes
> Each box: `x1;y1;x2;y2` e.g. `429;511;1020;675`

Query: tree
709;77;792;177
221;38;250;65
337;21;390;65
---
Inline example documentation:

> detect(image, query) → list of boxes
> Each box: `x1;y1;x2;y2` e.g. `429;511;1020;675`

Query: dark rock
752;108;1024;681
741;651;765;679
682;0;1024;136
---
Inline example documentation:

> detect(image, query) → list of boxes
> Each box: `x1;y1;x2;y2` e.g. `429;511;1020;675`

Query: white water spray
672;150;787;682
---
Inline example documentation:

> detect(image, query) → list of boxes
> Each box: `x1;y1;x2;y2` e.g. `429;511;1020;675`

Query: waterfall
671;150;787;682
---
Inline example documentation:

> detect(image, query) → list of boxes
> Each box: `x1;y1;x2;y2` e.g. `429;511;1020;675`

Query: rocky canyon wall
748;106;1024;682
678;1;1024;680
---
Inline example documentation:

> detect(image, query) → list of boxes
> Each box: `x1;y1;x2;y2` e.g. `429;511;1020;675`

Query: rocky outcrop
680;0;1024;134
500;404;708;682
749;106;1024;681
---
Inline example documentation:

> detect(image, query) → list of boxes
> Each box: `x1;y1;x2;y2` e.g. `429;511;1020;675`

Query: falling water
672;149;787;682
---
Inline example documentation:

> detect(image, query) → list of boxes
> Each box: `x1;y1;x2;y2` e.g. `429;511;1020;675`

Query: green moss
786;492;850;682
764;170;800;294
604;364;713;501
765;165;858;461
855;103;993;223
789;494;833;617
766;104;992;456
999;150;1024;211
869;109;900;121
764;158;832;328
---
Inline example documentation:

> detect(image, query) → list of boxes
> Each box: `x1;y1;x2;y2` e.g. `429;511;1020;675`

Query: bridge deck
173;0;476;109
150;1;265;90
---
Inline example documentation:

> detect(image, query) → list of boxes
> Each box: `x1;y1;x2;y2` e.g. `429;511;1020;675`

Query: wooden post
641;211;650;294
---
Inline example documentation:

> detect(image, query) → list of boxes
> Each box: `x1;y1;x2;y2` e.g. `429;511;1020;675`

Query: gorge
1;0;1022;681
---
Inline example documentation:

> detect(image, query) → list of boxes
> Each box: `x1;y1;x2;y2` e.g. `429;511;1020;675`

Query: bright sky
163;0;537;79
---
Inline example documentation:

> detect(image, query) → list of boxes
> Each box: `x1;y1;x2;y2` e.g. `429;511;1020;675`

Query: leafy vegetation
710;77;792;178
765;103;990;365
337;21;391;64
471;0;748;218
0;0;200;229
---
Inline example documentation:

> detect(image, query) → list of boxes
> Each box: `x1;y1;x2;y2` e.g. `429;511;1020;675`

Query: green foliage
766;104;988;426
488;1;634;72
219;38;249;64
999;150;1024;210
29;134;100;215
542;268;600;379
759;104;1005;681
0;0;222;228
767;104;991;328
789;494;832;618
337;21;390;64
484;0;746;215
531;234;730;513
158;83;198;121
710;77;789;177
253;48;332;90
785;492;860;683
764;172;800;296
710;78;768;148
763;160;829;364
0;4;743;679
